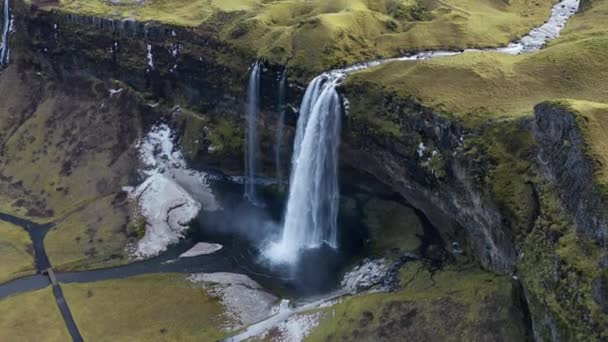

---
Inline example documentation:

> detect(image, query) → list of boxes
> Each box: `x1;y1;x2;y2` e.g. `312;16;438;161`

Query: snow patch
259;312;322;342
179;242;223;258
146;44;154;72
127;124;219;258
341;258;389;293
189;273;279;331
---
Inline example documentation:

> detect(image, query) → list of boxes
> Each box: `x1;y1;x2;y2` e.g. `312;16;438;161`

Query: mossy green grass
0;287;70;341
61;274;230;341
44;195;130;272
307;262;527;341
48;0;554;75
0;221;35;284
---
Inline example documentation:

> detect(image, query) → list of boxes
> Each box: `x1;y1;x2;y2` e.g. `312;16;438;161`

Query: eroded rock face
341;86;517;274
533;102;608;243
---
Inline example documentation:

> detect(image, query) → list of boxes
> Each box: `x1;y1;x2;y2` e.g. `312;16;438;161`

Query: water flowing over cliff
275;69;287;182
266;74;343;264
244;61;262;205
0;0;11;67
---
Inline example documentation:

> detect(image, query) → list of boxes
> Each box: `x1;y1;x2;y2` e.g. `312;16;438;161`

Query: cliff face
533;102;608;243
341;80;608;339
19;2;250;110
2;0;607;339
342;83;522;274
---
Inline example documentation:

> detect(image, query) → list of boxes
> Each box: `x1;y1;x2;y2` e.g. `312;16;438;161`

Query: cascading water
244;61;262;205
0;0;11;68
266;73;343;264
274;70;287;182
262;0;579;265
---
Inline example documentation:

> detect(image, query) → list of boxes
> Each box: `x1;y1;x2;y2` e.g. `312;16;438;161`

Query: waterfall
0;0;11;68
262;0;580;265
274;70;287;181
266;73;343;264
244;61;262;205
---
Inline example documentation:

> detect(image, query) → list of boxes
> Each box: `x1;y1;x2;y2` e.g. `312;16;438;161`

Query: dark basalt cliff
534;102;608;243
341;80;608;339
2;0;607;340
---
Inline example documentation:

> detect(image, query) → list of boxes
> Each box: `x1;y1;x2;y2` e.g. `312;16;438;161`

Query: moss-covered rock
308;262;529;341
38;0;556;79
363;198;424;257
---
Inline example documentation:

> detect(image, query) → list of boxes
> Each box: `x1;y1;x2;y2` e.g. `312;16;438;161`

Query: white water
0;0;12;67
265;74;343;264
146;44;153;72
274;69;287;181
263;0;580;266
244;61;262;205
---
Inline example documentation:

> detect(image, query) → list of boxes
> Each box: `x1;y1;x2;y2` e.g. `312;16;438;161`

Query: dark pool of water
188;176;368;297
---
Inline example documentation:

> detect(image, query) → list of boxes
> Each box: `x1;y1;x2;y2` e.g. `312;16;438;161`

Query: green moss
61;274;230;341
47;0;554;75
0;221;35;284
0;66;142;221
465;120;538;239
363;199;423;257
126;215;146;240
560;100;608;196
519;185;608;340
45;195;130;272
207;117;243;156
0;287;71;341
308;262;527;341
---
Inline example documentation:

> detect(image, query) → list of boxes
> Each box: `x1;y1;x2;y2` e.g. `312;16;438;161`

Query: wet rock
592;271;608;313
189;273;280;331
341;259;389;293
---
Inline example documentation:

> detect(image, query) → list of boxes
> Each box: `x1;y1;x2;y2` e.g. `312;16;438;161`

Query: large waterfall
261;0;579;265
274;70;287;181
0;0;11;67
266;73;343;264
244;61;262;205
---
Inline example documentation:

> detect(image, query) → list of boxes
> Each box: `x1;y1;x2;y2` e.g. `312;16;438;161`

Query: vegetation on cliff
44;0;554;76
342;0;608;338
563;100;608;195
0;65;146;271
308;262;528;341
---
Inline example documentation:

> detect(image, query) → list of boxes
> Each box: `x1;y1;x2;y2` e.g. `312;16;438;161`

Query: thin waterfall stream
274;69;287;182
244;61;262;206
0;0;12;68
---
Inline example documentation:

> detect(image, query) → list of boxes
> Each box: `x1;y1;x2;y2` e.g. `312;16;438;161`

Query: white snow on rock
259;312;323;342
127;124;220;259
341;258;389;294
179;242;223;258
189;273;279;330
130;174;200;258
